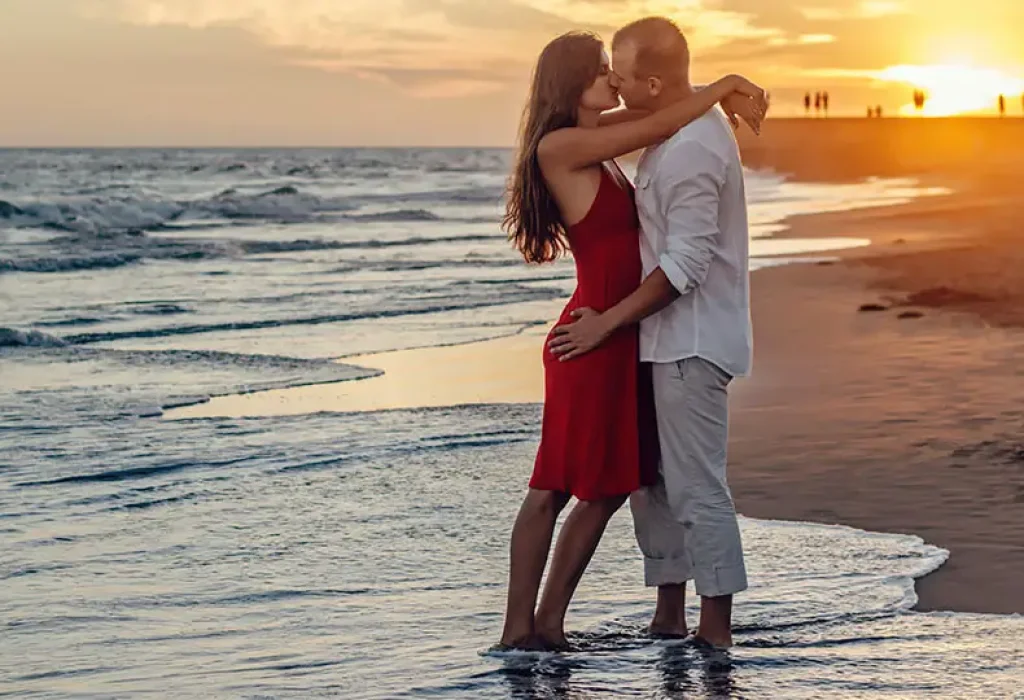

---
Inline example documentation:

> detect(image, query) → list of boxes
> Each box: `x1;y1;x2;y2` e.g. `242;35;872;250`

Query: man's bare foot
648;611;688;638
649;585;688;638
692;629;732;649
695;595;733;648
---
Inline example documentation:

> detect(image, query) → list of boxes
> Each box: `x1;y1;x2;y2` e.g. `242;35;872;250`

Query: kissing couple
499;16;764;651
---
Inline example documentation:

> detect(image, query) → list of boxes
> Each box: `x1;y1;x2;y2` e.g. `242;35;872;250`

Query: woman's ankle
500;615;536;647
534;606;565;633
534;616;569;650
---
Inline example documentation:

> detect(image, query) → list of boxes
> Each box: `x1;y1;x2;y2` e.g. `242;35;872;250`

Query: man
548;16;754;649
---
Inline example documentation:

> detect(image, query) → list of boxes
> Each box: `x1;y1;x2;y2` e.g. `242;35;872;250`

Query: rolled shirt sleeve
654;140;726;295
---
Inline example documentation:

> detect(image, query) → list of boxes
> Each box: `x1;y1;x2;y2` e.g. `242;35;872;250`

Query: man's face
611;40;654;110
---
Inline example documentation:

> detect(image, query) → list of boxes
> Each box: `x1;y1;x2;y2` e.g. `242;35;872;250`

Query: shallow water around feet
3;407;1022;697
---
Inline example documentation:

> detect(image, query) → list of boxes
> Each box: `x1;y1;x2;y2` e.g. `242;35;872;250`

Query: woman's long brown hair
503;32;603;264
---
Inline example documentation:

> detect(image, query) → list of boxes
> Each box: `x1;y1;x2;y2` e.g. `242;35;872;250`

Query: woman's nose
608;73;620;89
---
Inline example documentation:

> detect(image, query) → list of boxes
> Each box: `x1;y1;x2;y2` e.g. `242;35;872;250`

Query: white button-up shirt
634;109;753;377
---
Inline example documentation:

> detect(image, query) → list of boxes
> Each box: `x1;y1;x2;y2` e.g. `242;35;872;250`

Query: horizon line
2;115;1021;150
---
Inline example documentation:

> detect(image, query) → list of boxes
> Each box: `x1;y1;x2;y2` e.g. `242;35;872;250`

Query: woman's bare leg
499;489;570;648
534;494;628;647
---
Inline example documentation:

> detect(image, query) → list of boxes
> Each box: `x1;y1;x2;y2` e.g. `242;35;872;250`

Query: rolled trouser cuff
643;554;693;588
692;563;748;598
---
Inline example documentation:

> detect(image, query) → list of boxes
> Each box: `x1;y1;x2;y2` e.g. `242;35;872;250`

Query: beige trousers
630;357;748;597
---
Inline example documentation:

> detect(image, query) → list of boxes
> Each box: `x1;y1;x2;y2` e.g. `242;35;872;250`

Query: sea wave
343;208;442;222
0;344;382;432
0;199;25;217
0;186;337;236
0;230;507;275
0;328;69;348
61;293;558;345
0;253;145;274
0;182;501;238
0;187;353;235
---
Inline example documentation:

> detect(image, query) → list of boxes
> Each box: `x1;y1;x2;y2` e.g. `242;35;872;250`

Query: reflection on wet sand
495;633;739;700
658;643;740;699
166;327;549;419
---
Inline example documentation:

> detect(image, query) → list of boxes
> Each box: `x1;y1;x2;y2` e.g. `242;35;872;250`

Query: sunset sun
884;63;1024;116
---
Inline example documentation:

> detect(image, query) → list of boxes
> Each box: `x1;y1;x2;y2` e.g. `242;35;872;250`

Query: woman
498;31;765;650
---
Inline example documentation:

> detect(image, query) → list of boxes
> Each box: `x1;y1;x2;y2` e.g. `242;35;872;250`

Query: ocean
1;148;1020;698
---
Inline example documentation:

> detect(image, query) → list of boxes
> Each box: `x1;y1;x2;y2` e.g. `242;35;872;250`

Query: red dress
529;163;659;501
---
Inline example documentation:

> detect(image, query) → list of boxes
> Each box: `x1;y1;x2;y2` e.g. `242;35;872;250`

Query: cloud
408;0;614;35
799;0;906;21
859;1;905;17
799;33;837;44
82;0;600;95
296;59;519;98
81;0;793;94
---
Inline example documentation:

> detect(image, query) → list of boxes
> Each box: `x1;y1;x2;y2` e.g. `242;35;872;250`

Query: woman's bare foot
535;626;571;651
495;633;547;651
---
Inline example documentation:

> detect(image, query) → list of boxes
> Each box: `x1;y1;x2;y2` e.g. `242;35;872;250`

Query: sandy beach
169;118;1024;616
729;118;1024;614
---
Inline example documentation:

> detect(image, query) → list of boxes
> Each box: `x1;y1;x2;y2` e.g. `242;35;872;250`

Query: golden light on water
884;63;1024;116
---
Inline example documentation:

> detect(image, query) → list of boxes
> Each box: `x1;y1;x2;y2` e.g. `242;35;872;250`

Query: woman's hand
728;75;766;104
548;308;611;360
721;91;768;135
720;76;768;134
542;74;767;171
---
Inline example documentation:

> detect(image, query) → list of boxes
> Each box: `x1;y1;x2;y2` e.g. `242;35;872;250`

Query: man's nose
609;73;621;89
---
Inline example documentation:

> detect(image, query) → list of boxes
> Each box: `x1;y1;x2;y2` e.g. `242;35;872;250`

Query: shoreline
166;250;1024;616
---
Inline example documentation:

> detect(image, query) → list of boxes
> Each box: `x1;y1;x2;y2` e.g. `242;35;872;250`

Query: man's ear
647;76;662;98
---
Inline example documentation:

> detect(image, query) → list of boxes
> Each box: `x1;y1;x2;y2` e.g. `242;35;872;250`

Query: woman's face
578;49;621;113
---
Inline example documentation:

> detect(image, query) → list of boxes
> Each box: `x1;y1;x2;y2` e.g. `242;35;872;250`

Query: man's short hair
612;17;690;79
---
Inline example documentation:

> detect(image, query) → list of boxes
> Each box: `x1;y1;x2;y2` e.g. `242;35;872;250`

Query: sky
1;0;1023;146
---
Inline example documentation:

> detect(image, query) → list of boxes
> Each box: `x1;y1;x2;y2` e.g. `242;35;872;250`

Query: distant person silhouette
867;106;873;118
876;106;883;118
998;94;1006;116
804;92;811;115
814;91;822;116
822;91;830;116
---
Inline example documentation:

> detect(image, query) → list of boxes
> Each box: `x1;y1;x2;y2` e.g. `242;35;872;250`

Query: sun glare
882;64;1024;116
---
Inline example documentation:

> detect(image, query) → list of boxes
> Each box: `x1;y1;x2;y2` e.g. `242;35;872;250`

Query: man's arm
652;140;724;295
548;140;725;360
588;268;680;332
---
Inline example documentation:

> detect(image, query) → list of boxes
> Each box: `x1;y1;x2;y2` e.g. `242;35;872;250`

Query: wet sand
169;328;549;419
171;118;1024;615
732;262;1024;615
734;118;1024;614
